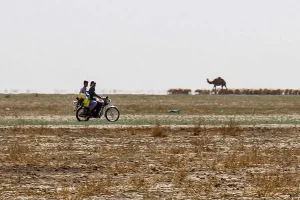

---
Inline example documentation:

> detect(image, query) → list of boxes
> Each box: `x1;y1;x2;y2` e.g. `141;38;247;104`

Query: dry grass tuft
190;132;215;153
129;175;148;190
172;168;189;186
193;118;207;136
5;142;41;164
220;118;242;136
223;146;262;169
249;170;300;197
151;120;168;137
75;178;112;197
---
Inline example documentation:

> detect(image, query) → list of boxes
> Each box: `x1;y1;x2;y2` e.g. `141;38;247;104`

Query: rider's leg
94;102;103;117
88;100;97;115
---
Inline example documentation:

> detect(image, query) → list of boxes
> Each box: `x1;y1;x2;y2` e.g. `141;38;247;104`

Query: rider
88;81;103;117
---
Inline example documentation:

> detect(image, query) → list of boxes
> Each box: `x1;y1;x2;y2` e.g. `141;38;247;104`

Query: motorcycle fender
108;105;117;109
76;106;83;112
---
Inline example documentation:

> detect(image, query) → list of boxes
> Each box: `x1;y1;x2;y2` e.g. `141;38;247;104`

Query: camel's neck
207;79;213;84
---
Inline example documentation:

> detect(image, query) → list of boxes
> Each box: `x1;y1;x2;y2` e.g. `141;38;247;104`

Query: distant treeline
167;88;300;95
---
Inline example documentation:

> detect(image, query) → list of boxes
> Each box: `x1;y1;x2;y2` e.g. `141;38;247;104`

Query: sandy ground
0;124;299;199
3;114;300;120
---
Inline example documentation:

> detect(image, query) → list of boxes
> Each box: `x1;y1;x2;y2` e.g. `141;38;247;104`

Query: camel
207;77;227;94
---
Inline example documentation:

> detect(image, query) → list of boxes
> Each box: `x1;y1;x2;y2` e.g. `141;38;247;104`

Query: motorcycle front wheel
76;107;90;121
105;107;120;122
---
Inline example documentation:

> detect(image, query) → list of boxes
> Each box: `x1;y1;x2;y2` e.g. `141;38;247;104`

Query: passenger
79;80;89;94
79;80;94;115
77;80;89;107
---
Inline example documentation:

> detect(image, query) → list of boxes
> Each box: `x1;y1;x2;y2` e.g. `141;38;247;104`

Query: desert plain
0;94;299;199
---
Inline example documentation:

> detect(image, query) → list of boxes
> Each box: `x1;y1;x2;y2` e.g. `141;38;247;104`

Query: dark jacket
88;87;101;100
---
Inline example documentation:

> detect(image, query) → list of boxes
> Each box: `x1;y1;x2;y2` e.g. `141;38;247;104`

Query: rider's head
91;81;96;88
83;80;88;87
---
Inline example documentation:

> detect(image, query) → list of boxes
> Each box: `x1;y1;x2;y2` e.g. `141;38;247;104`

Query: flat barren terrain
0;94;299;199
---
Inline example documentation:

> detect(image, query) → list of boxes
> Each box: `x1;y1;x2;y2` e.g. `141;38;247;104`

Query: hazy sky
1;0;300;93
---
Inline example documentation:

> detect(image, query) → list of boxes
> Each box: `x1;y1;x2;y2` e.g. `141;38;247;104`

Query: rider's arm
88;88;101;99
94;93;101;99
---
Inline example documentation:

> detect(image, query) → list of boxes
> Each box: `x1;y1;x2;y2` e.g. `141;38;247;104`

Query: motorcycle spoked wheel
76;107;90;121
105;107;120;122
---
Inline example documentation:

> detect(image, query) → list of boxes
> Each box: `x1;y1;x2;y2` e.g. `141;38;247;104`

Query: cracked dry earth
0;125;299;199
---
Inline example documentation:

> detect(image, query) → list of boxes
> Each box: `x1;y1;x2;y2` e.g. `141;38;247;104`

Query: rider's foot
87;112;93;116
92;113;101;118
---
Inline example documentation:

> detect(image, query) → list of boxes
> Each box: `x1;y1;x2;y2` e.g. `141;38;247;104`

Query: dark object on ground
167;109;181;113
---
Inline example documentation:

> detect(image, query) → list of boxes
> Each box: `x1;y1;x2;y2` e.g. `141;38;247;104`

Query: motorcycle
73;96;120;122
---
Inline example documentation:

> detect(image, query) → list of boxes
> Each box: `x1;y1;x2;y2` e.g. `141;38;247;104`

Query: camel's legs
213;86;217;94
222;85;228;90
224;83;227;90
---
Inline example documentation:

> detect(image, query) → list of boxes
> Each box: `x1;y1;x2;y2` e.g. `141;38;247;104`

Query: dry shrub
56;140;74;151
230;140;247;152
5;142;41;164
129;175;148;190
151;120;168;137
54;185;83;200
75;178;112;197
224;144;299;169
234;89;241;95
172;168;189;186
193;118;207;136
167;88;191;95
113;162;139;174
168;146;188;154
191;174;219;195
190;132;215;153
223;146;262;169
264;147;300;168
81;126;98;135
218;89;228;95
165;155;184;168
220;118;242;136
194;89;210;95
11;127;57;136
184;181;214;197
249;170;300;197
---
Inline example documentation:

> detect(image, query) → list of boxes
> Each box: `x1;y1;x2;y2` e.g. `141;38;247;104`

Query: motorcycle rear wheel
76;107;90;121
